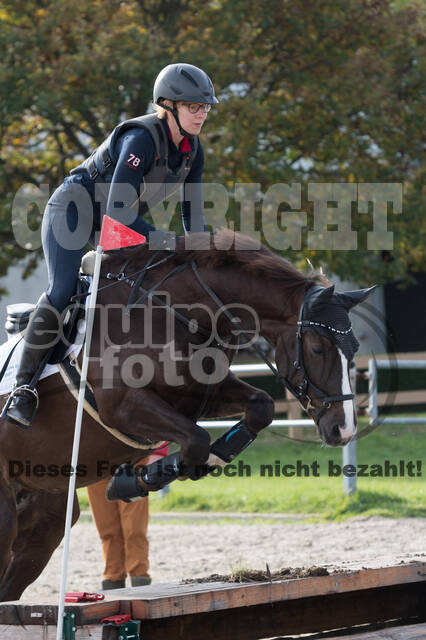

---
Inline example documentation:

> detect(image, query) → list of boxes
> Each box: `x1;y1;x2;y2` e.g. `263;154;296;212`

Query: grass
77;418;426;522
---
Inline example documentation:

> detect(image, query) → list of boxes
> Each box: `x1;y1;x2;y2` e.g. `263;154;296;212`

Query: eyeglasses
181;103;212;114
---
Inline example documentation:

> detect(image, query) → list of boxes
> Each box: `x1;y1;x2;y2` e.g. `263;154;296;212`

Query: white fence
196;359;426;496
368;359;426;426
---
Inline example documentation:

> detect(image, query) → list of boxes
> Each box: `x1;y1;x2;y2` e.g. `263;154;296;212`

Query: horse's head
275;284;376;447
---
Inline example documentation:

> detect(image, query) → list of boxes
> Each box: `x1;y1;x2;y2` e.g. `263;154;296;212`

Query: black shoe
131;575;151;587
102;579;126;590
2;293;59;428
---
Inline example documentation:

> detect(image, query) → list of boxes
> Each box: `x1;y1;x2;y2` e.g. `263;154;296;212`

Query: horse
0;229;374;601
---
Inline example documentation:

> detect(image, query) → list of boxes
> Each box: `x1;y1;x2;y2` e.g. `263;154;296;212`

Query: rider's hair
153;98;175;120
153;103;167;119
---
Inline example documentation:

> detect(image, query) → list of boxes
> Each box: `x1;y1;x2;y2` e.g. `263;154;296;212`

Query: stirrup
9;384;39;407
1;385;40;427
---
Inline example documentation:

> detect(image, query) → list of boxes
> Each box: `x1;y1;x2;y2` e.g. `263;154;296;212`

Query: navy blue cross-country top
42;116;206;312
112;127;204;234
71;116;206;237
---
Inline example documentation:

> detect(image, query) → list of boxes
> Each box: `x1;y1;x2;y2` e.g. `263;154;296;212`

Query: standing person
87;443;169;590
2;63;218;428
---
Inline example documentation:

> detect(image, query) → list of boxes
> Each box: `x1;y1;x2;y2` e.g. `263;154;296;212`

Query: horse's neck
194;268;302;342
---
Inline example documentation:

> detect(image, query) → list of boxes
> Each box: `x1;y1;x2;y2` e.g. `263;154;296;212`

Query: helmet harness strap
159;99;193;140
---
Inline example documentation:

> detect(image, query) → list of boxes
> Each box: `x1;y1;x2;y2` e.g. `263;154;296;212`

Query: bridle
285;294;354;421
76;251;354;424
190;264;354;423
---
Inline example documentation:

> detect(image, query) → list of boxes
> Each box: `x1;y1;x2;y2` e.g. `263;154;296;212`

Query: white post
342;440;357;495
368;358;378;427
342;361;358;495
56;246;103;640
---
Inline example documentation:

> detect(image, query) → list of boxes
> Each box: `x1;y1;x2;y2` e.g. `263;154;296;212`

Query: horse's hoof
105;463;148;502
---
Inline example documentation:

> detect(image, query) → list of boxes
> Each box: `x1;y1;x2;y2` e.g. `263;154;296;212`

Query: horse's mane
106;229;329;292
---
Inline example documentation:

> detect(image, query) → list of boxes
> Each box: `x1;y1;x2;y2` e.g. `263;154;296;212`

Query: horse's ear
337;286;377;310
305;284;335;309
313;284;335;301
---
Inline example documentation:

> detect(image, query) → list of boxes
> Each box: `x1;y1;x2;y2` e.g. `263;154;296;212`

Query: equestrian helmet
153;63;219;105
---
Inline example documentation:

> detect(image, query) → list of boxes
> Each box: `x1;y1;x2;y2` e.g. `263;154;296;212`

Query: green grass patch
78;418;426;521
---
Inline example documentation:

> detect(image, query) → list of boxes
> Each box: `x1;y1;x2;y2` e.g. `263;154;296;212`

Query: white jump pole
56;245;103;640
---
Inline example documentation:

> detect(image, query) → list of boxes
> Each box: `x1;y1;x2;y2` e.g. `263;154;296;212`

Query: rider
2;63;218;428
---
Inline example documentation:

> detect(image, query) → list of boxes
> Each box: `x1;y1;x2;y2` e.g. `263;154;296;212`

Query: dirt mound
181;565;331;584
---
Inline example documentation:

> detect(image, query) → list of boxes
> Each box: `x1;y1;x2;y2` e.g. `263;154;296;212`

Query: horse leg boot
2;293;59;428
207;419;255;466
106;421;255;501
106;454;182;502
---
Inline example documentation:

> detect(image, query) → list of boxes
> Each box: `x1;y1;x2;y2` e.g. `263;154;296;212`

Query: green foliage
0;0;424;285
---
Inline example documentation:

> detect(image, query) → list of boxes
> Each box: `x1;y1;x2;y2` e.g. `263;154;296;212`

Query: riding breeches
42;176;156;312
42;178;95;312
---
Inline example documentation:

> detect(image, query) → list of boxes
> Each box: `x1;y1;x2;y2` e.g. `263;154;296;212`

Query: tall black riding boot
2;293;60;428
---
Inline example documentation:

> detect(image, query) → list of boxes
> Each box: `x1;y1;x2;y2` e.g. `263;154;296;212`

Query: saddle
2;272;163;450
5;277;90;364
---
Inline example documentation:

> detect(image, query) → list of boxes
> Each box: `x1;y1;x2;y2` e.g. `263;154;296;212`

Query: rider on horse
2;63;218;428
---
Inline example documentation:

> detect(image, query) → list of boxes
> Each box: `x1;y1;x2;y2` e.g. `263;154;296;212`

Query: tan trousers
87;459;150;581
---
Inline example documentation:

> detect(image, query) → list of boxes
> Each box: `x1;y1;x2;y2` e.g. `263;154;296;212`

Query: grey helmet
153;63;219;106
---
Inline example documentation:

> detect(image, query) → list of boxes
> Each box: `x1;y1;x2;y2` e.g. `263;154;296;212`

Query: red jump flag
99;215;147;251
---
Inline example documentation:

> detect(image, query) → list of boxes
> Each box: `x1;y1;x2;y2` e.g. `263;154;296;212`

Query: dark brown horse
0;230;373;600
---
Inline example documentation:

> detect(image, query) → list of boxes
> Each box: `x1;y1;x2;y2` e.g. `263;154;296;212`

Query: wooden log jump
0;563;424;639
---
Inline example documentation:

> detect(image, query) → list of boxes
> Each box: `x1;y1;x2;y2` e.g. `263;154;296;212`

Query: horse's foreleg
106;376;274;502
204;372;275;435
95;387;211;468
102;386;215;502
0;490;79;602
200;373;275;467
110;416;266;502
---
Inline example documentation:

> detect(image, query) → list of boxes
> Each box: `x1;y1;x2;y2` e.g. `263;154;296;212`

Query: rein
74;251;212;341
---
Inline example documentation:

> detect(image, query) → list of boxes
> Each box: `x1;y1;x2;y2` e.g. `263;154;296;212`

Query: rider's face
176;102;209;136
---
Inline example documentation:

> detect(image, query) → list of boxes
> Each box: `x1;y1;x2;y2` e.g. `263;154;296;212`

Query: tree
0;0;424;287
182;0;425;284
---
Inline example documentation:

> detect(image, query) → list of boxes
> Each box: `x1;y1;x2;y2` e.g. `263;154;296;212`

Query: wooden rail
275;390;426;415
235;352;426;419
235;352;426;377
1;563;424;639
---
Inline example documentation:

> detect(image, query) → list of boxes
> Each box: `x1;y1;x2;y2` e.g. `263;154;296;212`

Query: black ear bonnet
299;285;376;360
